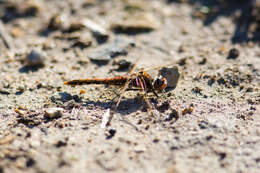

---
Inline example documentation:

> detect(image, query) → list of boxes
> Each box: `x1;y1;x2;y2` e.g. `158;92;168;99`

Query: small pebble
79;89;86;94
23;0;40;16
198;57;207;65
113;59;132;71
156;101;170;113
0;90;10;95
26;49;46;67
45;107;63;119
66;22;85;32
164;109;179;122
153;138;159;143
47;15;66;30
81;19;109;43
0;135;14;145
111;13;160;34
71;40;92;49
133;145;146;153
50;92;73;103
182;106;194;115
2;1;40;22
227;48;239;59
55;140;67;148
89;37;134;65
105;128;116;139
11;27;25;38
30;140;40;148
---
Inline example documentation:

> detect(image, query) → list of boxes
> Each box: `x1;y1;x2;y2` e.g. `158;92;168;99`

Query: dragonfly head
153;75;167;91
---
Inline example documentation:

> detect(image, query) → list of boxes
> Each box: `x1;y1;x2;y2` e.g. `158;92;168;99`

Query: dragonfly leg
151;89;159;97
137;89;153;116
108;88;120;102
143;92;153;115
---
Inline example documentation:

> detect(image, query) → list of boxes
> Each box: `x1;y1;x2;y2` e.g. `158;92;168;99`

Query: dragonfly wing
114;57;142;110
129;56;142;74
142;62;176;73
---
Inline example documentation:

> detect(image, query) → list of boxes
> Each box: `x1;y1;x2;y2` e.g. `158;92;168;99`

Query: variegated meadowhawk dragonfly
64;57;178;115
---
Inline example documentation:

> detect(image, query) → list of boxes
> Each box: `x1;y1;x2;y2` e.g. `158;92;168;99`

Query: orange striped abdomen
64;76;128;86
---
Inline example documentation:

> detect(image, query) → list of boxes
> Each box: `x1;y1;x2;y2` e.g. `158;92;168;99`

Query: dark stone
26;158;35;167
227;48;239;59
164;109;179;121
106;129;116;140
55;140;67;148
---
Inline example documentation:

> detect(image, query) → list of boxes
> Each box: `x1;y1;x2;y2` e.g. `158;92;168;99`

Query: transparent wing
114;57;142;110
142;62;176;73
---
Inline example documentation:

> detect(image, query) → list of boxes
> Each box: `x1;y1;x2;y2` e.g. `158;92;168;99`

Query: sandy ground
0;0;260;173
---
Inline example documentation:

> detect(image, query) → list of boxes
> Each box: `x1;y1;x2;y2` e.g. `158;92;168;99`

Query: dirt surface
0;0;260;173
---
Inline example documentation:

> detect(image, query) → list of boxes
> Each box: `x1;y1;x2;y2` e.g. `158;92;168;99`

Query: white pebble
45;107;63;119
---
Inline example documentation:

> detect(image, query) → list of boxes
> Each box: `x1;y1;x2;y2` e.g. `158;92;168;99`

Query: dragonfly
64;57;168;114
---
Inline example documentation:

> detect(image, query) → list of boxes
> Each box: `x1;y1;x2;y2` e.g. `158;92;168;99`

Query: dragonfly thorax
128;71;167;92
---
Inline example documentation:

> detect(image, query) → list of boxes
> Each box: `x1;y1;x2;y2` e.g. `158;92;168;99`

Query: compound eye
153;76;167;91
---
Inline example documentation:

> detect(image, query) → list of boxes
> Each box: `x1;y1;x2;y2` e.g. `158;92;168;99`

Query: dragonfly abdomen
64;76;128;86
